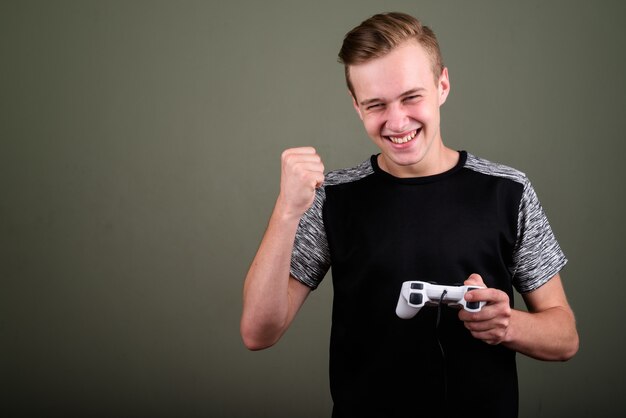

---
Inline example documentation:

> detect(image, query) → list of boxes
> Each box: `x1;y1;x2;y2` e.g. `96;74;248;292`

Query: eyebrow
359;88;427;107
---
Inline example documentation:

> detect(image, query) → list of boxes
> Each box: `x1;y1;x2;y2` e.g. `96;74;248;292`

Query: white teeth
388;130;418;144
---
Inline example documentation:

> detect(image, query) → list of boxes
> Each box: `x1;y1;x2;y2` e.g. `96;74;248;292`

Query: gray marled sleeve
512;179;567;293
290;186;331;289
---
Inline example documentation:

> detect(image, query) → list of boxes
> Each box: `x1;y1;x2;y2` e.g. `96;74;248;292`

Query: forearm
241;199;304;350
502;306;579;361
242;147;324;350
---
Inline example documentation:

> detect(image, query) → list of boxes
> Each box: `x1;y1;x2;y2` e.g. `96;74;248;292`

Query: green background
2;1;624;416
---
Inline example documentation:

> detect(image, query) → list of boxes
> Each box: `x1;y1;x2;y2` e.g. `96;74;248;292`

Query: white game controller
396;281;486;319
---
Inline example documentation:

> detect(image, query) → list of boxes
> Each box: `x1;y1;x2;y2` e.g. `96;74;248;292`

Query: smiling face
349;40;451;177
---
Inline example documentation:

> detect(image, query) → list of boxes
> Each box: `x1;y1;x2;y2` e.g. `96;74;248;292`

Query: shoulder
464;153;529;187
323;157;375;188
301;156;375;218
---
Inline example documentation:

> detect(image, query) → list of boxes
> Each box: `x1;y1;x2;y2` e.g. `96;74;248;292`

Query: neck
378;144;459;178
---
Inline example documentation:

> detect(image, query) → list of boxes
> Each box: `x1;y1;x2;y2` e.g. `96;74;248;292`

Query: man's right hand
241;147;322;350
277;147;325;218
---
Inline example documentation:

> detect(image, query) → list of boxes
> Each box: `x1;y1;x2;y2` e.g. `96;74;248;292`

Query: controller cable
435;289;448;404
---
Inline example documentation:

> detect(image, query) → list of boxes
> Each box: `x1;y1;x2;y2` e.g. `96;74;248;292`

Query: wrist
273;195;306;224
501;309;521;347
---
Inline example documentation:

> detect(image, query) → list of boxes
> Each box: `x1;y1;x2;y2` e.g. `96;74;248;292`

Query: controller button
410;282;424;290
409;293;423;305
466;301;480;310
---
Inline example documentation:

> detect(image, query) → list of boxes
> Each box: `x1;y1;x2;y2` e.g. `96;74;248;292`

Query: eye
366;103;384;111
403;95;421;102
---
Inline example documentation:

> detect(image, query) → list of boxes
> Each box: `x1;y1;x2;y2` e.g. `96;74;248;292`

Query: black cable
435;289;448;404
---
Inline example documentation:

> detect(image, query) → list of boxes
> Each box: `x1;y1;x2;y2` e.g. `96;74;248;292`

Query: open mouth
385;128;420;144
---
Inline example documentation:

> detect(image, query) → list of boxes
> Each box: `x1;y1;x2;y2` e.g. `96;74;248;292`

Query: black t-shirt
291;151;566;418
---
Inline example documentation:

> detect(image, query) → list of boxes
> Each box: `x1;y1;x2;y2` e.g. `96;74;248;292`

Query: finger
469;331;502;345
459;300;508;323
294;168;325;189
282;147;318;157
468;323;509;344
462;315;508;342
291;159;324;169
283;155;322;168
458;308;498;325
462;315;501;332
281;148;321;166
464;273;485;287
313;172;325;188
283;156;324;174
289;153;322;162
464;287;506;304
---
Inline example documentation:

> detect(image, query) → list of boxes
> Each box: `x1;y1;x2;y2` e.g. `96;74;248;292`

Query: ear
437;67;451;106
350;91;364;120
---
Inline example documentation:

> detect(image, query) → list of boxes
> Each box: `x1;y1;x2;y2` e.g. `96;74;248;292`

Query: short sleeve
511;179;567;293
290;186;331;289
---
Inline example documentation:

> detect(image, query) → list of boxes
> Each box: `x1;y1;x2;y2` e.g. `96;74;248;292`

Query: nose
385;103;411;133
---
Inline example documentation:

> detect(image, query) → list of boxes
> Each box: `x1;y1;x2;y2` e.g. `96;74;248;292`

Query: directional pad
409;293;423;305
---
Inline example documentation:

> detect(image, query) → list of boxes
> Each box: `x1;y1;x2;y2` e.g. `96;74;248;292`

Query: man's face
349;40;450;177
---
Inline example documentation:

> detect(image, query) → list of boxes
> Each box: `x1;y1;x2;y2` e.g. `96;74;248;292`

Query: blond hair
338;12;444;98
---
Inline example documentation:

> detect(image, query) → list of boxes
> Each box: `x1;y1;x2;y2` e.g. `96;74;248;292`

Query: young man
241;12;578;417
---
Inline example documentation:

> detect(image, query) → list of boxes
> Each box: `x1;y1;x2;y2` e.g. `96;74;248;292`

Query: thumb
464;273;485;287
315;173;325;189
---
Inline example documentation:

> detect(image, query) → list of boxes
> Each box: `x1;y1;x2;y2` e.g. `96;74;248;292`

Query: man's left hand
458;273;512;345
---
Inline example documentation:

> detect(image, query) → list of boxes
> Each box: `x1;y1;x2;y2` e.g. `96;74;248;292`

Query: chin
386;146;427;164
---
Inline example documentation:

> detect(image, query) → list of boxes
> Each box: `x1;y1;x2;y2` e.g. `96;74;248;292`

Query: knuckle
282;154;294;168
281;149;293;160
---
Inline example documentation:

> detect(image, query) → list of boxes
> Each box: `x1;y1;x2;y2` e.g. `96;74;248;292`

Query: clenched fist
277;147;325;219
